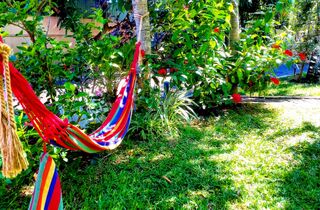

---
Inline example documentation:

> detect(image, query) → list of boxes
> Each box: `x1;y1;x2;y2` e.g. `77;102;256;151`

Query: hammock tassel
0;43;28;178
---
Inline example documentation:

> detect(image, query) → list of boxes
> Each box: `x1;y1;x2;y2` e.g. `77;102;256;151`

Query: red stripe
90;77;129;135
47;175;62;210
67;125;104;151
36;157;53;210
96;79;135;141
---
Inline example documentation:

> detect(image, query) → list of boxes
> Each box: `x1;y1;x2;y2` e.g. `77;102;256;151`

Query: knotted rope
0;42;28;178
134;12;149;43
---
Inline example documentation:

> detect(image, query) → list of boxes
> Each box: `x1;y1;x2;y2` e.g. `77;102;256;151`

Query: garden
0;0;319;209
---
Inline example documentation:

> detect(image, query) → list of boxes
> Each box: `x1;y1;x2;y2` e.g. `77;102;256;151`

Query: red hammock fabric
0;40;141;151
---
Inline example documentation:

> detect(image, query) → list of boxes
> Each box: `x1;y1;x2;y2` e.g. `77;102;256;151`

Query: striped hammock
1;39;142;210
29;153;63;210
0;42;141;152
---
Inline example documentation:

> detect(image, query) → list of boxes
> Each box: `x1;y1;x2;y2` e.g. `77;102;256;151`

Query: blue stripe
44;169;59;210
96;109;132;147
96;75;134;137
107;77;132;126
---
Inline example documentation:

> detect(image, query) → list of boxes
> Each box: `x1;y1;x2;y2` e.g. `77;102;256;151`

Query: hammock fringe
0;42;28;178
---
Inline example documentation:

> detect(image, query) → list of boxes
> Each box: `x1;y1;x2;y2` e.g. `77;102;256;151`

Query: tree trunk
132;0;151;87
230;0;241;50
230;0;241;94
132;0;151;54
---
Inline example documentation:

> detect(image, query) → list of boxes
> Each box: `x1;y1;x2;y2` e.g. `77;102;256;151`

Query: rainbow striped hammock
3;43;141;152
0;42;142;209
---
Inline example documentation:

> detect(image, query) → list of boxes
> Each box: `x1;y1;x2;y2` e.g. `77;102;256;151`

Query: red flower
170;68;178;73
158;68;167;75
214;27;220;33
284;49;293;56
271;44;281;49
298;52;307;61
231;94;242;104
141;50;145;58
270;77;280;85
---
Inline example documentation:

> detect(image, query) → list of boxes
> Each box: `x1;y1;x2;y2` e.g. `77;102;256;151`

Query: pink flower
158;68;167;76
284;49;293;56
214;27;220;33
298;52;307;61
232;94;242;104
270;77;280;85
95;89;103;97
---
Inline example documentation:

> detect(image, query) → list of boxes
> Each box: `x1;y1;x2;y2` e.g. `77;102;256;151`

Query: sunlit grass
252;78;320;97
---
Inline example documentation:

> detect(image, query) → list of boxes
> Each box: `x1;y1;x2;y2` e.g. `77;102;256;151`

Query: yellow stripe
40;161;55;210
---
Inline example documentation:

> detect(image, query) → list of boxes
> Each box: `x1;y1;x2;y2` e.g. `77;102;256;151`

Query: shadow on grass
59;104;277;209
0;104;279;209
275;124;320;209
266;121;319;141
280;141;320;208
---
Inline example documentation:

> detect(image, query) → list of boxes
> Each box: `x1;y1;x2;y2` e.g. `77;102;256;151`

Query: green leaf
228;4;234;13
264;12;273;23
64;82;76;92
276;2;283;12
222;83;232;95
209;40;216;49
237;70;243;81
231;76;236;83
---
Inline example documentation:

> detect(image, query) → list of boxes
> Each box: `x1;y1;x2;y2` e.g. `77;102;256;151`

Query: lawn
1;103;319;209
253;78;320;97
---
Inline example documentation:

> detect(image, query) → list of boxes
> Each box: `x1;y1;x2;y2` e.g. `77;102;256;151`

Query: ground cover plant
1;103;320;209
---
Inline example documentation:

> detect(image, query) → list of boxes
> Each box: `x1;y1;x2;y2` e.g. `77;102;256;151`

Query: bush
130;86;197;141
148;0;288;109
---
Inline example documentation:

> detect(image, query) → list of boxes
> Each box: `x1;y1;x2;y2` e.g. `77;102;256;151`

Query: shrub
130;86;197;141
148;0;288;109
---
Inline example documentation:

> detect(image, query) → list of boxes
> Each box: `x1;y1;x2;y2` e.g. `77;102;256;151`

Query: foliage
130;86;197;141
268;0;319;57
0;0;135;180
148;0;288;109
0;0;136;122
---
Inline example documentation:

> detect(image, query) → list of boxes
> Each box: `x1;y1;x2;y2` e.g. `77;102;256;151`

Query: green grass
252;78;320;97
1;104;320;209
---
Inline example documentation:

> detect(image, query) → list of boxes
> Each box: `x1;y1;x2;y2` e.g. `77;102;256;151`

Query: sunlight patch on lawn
285;132;318;146
150;153;172;162
264;103;320;127
20;185;34;197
